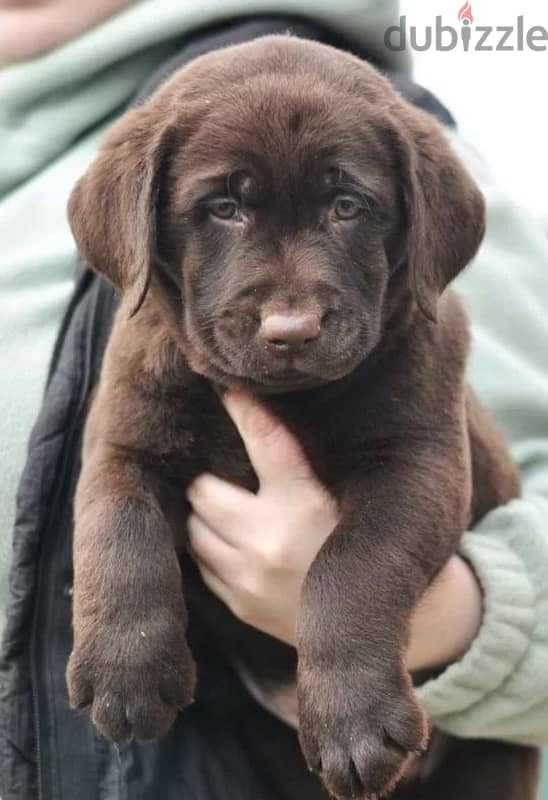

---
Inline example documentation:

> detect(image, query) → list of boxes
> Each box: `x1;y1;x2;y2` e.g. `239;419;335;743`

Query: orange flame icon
458;1;474;24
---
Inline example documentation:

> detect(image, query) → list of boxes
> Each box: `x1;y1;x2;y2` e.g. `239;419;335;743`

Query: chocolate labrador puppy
66;35;539;800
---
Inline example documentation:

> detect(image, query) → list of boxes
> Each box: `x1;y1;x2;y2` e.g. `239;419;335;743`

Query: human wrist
406;555;483;673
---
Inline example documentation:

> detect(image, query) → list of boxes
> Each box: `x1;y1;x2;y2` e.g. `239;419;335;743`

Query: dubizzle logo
384;3;548;52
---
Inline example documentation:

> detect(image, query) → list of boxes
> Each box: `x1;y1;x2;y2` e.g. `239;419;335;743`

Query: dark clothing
0;17;453;800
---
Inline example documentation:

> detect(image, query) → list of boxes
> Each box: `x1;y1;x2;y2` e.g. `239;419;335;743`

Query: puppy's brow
328;167;361;190
181;176;224;196
325;166;377;201
227;171;254;199
177;174;236;210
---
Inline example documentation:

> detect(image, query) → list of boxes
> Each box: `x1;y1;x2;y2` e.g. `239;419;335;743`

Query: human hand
187;391;482;671
187;391;339;645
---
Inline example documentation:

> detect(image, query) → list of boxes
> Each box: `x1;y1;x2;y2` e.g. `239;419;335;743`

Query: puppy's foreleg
67;445;195;742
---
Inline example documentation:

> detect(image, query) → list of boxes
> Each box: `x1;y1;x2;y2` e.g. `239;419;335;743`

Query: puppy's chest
142;379;366;495
135;383;256;489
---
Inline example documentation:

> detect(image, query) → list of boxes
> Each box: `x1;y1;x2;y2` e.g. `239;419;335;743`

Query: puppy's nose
259;313;321;349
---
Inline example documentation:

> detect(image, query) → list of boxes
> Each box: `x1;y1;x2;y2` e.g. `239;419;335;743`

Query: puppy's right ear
394;112;485;323
68;107;175;317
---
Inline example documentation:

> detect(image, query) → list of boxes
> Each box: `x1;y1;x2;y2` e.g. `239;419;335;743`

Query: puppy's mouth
224;348;365;394
250;368;326;394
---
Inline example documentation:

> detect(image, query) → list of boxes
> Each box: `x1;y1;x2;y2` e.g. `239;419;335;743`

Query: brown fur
66;35;539;800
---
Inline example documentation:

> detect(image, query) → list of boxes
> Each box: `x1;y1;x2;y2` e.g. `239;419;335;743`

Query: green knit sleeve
417;133;548;745
418;498;548;744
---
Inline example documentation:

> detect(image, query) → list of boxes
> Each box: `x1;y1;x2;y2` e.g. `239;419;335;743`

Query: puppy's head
68;36;485;393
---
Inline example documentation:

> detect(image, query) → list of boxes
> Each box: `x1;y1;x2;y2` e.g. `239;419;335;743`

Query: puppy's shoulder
85;303;206;448
437;287;470;339
434;287;471;368
103;303;193;392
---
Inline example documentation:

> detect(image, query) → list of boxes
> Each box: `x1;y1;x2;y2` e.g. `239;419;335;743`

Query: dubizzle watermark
385;2;548;52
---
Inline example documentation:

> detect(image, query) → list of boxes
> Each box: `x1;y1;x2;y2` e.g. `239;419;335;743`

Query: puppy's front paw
298;665;428;799
67;614;196;742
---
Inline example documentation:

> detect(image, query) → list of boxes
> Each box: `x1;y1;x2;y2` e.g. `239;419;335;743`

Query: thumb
223;391;317;489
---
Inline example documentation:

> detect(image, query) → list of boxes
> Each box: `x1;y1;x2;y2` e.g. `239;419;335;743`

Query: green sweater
1;0;547;760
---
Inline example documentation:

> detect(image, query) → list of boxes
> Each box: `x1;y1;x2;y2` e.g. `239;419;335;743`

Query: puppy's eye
207;199;240;220
333;195;362;220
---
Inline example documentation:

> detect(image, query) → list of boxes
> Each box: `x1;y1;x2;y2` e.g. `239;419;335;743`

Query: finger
223;391;318;488
187;512;238;572
187;474;255;544
193;558;233;610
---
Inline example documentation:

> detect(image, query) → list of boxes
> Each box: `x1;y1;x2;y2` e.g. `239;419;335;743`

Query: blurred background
403;0;547;227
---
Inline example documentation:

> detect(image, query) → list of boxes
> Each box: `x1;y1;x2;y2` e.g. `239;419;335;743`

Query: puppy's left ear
68;107;175;317
398;115;485;322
